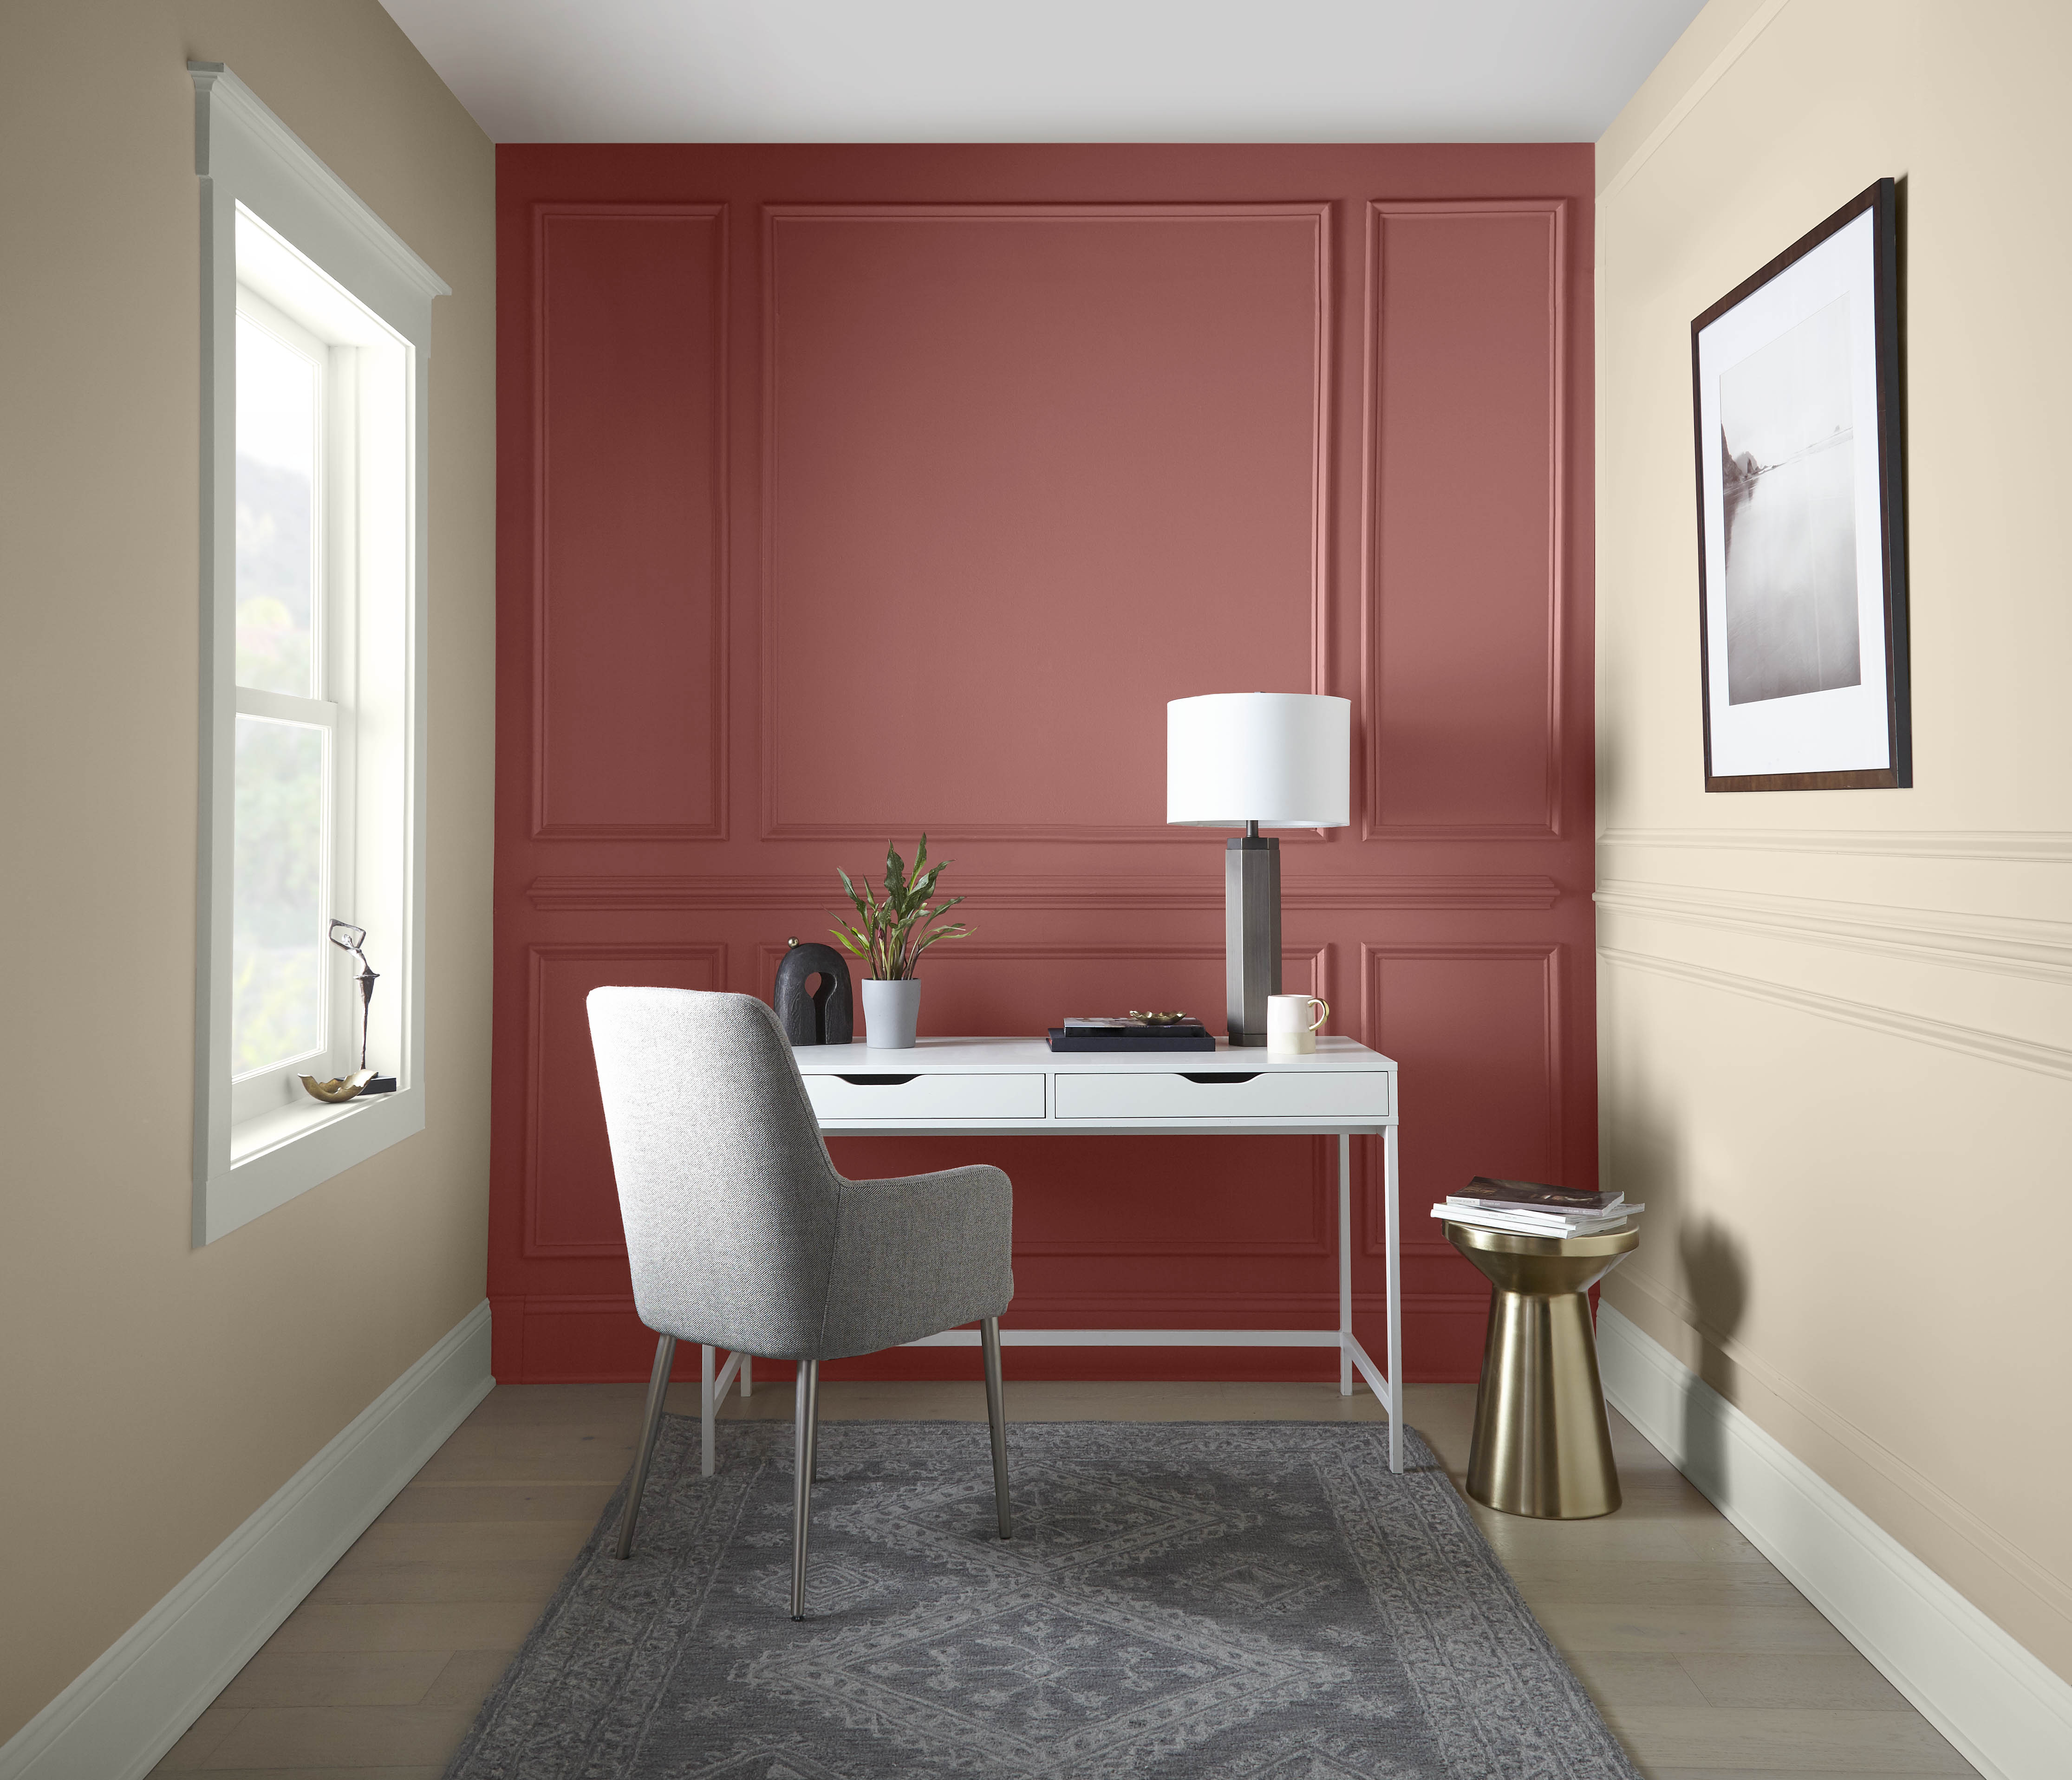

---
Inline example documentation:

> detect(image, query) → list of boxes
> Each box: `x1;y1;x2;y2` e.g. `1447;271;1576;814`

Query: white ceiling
378;0;1706;144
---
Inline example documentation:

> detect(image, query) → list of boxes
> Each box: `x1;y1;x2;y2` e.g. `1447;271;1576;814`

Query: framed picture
1692;178;1909;791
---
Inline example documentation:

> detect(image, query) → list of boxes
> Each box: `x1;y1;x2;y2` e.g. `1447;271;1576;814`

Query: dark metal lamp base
1225;829;1282;1046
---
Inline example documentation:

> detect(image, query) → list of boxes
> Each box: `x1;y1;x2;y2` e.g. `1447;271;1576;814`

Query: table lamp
1167;693;1351;1046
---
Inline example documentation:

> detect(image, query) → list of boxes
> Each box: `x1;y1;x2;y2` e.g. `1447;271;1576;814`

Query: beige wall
0;2;494;1744
1596;0;2072;1683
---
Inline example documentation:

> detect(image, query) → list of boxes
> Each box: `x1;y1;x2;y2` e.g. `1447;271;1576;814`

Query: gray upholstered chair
586;986;1015;1618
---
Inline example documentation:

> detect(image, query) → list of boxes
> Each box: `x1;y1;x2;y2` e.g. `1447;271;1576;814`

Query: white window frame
192;63;448;1245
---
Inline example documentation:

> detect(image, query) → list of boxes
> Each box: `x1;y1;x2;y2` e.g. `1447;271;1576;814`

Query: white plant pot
861;978;922;1049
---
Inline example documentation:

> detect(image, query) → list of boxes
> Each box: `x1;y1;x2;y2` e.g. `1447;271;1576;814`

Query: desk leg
1337;1132;1353;1396
1385;1123;1403;1474
700;1343;716;1477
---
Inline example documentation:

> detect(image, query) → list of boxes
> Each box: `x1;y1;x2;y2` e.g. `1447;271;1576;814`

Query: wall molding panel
1599;1306;2072;1780
529;202;728;841
1599;943;2072;1083
1363;199;1568;842
1596;879;2072;983
759;201;1333;845
0;1305;492;1780
494;144;1596;1385
1359;941;1566;1256
524;943;728;1257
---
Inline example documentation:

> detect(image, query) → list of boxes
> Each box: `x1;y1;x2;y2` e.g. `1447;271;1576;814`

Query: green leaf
830;837;970;975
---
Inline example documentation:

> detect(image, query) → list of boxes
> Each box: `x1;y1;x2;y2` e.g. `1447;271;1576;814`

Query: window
233;294;335;1107
192;64;447;1244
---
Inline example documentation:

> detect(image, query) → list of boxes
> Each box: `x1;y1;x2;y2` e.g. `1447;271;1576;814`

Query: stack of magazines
1432;1176;1640;1237
1047;1015;1214;1053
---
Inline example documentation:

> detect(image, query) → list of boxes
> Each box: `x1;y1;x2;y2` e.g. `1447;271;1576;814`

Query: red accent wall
491;146;1595;1386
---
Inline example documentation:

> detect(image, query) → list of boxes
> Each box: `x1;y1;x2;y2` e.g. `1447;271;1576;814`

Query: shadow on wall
1678;1215;1750;1484
1602;1079;1750;1479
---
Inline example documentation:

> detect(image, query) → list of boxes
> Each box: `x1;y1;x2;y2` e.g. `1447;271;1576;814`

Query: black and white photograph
1692;178;1909;790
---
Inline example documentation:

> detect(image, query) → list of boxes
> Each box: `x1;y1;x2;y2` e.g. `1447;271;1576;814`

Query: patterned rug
444;1417;1637;1780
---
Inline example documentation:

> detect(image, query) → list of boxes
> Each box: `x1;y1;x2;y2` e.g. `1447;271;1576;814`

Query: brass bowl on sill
300;1068;375;1104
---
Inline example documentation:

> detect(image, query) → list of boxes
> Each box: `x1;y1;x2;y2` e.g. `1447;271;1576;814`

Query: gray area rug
445;1417;1637;1780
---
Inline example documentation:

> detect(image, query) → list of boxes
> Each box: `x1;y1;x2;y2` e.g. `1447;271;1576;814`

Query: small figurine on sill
299;920;399;1103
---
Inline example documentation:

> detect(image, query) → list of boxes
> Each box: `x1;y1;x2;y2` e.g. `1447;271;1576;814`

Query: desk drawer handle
835;1073;919;1086
1180;1072;1261;1085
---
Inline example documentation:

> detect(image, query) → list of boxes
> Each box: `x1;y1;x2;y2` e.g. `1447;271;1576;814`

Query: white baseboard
1596;1303;2072;1780
0;1299;494;1780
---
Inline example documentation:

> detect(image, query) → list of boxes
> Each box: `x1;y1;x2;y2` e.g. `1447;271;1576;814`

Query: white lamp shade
1167;693;1351;828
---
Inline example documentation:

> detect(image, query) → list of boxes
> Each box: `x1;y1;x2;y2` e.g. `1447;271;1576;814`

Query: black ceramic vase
774;942;854;1047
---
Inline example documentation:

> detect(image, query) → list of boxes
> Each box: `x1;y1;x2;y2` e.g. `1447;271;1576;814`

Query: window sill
231;1091;374;1165
201;1081;425;1245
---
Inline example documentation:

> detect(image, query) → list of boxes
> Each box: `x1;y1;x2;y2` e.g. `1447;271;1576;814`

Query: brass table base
1445;1220;1640;1520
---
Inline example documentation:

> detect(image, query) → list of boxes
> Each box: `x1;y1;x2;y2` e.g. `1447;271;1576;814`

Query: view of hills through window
233;312;327;1076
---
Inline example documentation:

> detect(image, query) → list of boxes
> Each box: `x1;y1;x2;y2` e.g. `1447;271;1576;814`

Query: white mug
1267;994;1329;1054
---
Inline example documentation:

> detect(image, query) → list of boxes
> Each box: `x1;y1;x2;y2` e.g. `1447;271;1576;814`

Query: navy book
1047;1026;1216;1053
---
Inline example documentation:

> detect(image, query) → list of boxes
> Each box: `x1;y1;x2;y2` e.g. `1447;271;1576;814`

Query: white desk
694;1035;1405;1473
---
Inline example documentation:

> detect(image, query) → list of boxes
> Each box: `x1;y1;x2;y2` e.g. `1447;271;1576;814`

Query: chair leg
790;1359;821;1620
981;1316;1011;1540
616;1334;677;1560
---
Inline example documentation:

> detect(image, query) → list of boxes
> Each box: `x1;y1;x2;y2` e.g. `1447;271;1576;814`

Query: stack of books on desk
1047;1015;1215;1053
1432;1176;1640;1237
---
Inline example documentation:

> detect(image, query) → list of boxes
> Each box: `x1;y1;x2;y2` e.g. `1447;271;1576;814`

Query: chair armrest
818;1164;1013;1359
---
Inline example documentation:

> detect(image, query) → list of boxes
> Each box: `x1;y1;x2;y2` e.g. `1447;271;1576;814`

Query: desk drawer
802;1071;1045;1122
1054;1069;1391;1122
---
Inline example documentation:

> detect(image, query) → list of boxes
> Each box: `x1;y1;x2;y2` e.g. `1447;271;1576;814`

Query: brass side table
1444;1220;1640;1519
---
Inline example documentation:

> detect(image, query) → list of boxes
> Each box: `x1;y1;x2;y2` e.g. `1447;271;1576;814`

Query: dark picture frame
1691;178;1909;792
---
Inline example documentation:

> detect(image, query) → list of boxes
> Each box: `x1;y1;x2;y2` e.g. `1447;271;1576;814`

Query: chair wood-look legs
790;1359;821;1620
616;1333;677;1560
982;1316;1012;1540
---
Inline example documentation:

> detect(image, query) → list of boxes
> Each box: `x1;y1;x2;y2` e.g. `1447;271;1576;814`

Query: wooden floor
151;1377;1974;1780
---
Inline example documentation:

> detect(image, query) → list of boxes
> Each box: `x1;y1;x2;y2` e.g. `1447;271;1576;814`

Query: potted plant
831;835;971;1048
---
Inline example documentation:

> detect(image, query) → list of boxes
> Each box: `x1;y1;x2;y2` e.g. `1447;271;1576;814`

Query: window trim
192;63;449;1246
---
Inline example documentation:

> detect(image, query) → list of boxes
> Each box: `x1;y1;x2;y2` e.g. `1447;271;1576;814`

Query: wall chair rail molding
1597;1305;2072;1780
1362;198;1570;843
1598;944;2072;1083
522;872;1563;913
746;938;1333;1008
1598;826;2072;864
1595;879;2072;983
0;1304;492;1780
